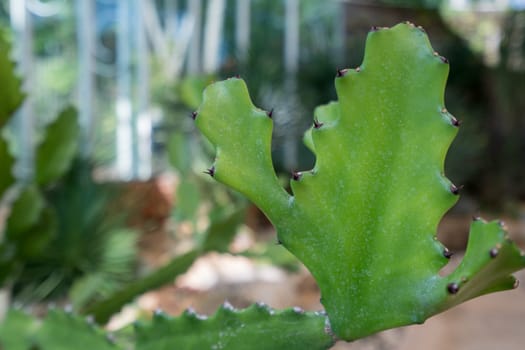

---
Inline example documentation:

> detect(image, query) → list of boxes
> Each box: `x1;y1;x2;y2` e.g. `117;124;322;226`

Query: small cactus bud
443;248;453;259
204;166;215;177
336;69;348;77
450;184;463;195
447;282;460;294
222;301;236;312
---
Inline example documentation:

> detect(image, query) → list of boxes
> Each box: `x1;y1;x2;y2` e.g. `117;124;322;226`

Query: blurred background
0;0;524;349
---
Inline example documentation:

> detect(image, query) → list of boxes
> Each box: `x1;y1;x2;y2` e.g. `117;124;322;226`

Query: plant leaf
34;106;80;186
0;309;37;350
6;184;45;236
195;23;525;340
35;309;120;350
0;30;24;129
135;304;334;350
0;135;15;199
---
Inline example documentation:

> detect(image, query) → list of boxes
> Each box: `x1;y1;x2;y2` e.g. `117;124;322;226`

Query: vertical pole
135;0;151;179
283;0;300;170
235;0;250;62
9;0;33;181
116;0;133;179
284;0;299;78
187;0;202;74
75;0;95;158
203;0;226;73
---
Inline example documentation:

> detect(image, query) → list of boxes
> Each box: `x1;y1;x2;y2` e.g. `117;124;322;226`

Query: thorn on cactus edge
472;216;482;221
370;25;379;32
313;119;324;129
276;238;283;245
355;66;361;72
450;116;462;127
450;184;463;195
204;166;215;177
514;279;520;289
191;111;198;120
336;69;348;77
292;306;304;314
267;108;274;119
234;74;241;79
417;25;426;33
222;301;236;312
292;171;302;181
489;247;499;258
447;282;460;294
443;248;453;259
439;55;449;64
404;20;415;27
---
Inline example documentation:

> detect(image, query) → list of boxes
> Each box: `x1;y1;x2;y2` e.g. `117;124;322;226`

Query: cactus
194;23;525;340
0;309;119;350
135;304;333;350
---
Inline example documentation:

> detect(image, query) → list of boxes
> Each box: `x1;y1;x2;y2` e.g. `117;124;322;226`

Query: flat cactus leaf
34;106;80;186
0;309;38;350
0;30;24;129
195;23;525;340
35;309;120;350
135;304;335;350
6;184;45;236
0;135;15;199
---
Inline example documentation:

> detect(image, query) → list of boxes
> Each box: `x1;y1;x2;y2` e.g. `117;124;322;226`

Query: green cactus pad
0;30;24;129
35;106;80;186
135;304;334;350
195;23;525;340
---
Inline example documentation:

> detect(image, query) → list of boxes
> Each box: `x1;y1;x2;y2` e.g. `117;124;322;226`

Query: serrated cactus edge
195;22;525;341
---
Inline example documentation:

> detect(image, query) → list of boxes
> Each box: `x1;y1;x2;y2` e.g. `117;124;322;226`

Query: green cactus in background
194;23;525;340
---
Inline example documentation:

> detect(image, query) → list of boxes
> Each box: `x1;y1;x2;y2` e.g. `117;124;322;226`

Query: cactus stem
489;248;499;258
204;166;215;177
447;282;460;294
292;171;302;181
336;69;348;77
191;111;198;120
450;184;463;195
313;119;324;129
443;248;453;259
267;108;274;119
